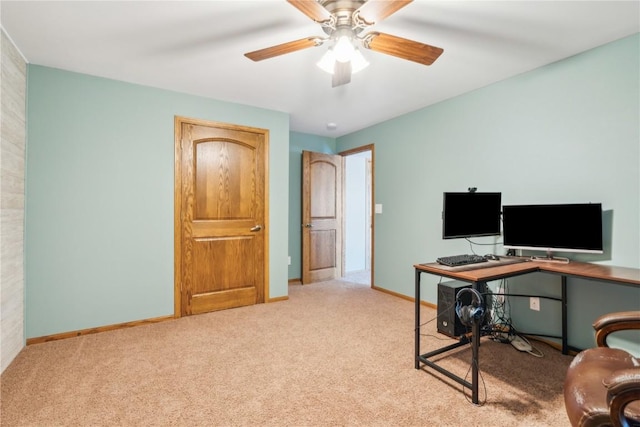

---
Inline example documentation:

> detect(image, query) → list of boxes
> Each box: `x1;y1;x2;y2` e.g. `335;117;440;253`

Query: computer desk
413;258;640;404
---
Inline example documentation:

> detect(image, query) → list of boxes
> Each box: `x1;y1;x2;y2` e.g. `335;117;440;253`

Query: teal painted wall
337;34;640;351
26;66;290;338
288;132;336;280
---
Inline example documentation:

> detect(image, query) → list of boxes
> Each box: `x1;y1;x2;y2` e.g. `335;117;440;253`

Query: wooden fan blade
332;61;352;87
364;32;443;65
287;0;332;23
245;37;322;61
357;0;412;25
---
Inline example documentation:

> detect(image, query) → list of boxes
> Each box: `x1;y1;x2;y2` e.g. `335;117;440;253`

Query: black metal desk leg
415;268;421;369
561;275;568;354
471;281;481;404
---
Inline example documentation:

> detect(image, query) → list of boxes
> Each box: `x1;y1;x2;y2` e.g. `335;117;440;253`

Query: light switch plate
529;297;540;311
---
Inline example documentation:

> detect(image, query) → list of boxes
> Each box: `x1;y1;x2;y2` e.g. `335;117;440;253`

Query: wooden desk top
538;261;640;286
415;258;640;286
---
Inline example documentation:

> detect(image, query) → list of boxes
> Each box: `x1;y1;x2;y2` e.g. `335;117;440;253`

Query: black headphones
455;287;485;327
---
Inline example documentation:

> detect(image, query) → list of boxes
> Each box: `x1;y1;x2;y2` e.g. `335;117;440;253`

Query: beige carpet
343;270;371;285
1;279;573;426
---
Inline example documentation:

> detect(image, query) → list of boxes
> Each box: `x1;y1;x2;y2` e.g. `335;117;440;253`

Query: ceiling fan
244;0;444;87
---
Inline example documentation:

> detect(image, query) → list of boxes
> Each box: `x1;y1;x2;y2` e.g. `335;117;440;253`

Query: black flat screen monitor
442;192;502;239
502;203;603;254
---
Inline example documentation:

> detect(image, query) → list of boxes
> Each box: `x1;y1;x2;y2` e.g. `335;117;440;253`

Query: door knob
250;225;262;232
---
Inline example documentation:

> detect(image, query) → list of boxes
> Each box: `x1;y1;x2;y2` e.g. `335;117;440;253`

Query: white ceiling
2;1;638;137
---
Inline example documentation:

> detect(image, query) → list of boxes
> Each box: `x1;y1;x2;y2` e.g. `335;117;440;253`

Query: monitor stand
530;250;570;264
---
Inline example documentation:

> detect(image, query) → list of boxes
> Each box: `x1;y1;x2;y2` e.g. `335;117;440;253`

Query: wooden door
175;116;268;316
365;157;372;272
302;151;343;284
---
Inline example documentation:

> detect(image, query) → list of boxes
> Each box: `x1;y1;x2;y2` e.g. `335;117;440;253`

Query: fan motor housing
321;0;366;14
320;0;369;36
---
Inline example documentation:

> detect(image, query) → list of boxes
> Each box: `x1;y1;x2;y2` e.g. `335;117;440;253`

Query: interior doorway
340;145;374;286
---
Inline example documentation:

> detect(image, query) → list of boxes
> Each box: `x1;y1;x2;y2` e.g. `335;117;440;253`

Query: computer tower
437;281;487;338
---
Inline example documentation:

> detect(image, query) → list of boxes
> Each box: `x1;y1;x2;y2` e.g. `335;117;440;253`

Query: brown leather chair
564;311;640;427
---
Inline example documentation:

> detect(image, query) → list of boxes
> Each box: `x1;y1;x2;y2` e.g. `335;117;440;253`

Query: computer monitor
442;192;502;239
502;203;603;258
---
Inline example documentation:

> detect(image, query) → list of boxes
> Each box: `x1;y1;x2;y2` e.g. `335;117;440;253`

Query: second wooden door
302;150;343;284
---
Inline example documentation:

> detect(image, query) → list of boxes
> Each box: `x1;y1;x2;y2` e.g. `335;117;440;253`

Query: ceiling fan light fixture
317;49;336;74
317;46;369;76
246;1;444;87
351;49;369;74
334;35;355;62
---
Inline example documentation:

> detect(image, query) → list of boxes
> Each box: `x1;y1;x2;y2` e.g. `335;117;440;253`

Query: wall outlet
497;286;505;303
288;256;291;266
529;297;540;311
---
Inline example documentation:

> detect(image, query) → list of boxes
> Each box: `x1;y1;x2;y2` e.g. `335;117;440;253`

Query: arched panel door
302;150;343;284
175;117;267;316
